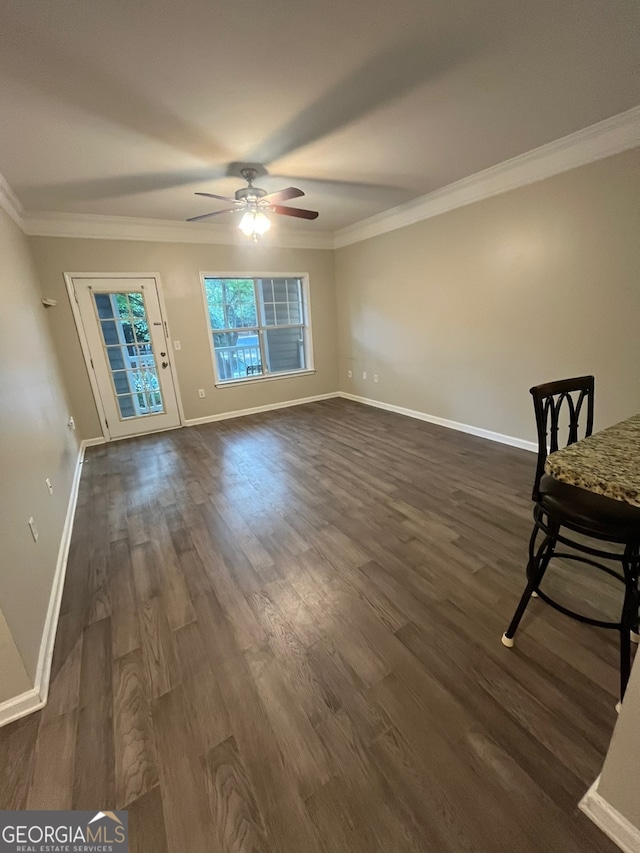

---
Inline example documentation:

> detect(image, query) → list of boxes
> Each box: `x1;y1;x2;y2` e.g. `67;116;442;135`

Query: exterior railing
215;344;263;380
125;344;163;413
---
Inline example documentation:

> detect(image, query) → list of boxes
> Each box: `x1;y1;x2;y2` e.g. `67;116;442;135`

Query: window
202;276;312;384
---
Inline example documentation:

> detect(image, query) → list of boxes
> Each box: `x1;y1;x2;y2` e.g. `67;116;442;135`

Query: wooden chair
501;376;640;704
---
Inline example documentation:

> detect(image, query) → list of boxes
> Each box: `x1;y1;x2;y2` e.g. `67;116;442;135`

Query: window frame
200;272;315;388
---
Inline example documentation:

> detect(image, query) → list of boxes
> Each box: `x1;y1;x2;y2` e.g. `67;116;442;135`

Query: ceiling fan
187;166;319;240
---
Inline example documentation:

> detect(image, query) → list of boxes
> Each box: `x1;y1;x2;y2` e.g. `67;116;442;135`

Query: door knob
162;361;168;369
160;351;166;357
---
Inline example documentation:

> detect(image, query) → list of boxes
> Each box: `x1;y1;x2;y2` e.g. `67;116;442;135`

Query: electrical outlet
374;374;379;383
45;478;53;496
174;340;181;350
28;517;38;542
362;371;367;380
347;369;352;378
198;389;206;398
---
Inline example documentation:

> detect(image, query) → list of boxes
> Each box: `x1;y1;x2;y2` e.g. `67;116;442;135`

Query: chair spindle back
529;375;595;501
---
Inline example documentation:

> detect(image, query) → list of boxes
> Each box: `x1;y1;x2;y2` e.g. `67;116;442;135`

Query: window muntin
203;276;310;383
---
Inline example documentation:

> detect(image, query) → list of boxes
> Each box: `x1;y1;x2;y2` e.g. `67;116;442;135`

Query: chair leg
502;520;556;648
617;594;635;713
620;620;632;703
619;545;640;703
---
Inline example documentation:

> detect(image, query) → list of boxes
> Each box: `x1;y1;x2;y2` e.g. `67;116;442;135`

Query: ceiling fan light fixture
187;168;317;230
239;209;271;239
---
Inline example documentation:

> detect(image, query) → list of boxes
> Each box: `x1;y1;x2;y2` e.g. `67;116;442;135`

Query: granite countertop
545;414;640;507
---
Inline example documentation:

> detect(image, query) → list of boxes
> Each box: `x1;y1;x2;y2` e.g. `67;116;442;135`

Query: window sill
214;369;316;389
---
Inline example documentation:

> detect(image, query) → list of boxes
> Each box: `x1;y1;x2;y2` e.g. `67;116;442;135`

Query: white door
72;276;181;439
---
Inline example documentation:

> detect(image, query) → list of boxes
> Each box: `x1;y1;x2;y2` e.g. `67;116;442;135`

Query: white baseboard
82;436;106;447
0;688;43;728
580;776;640;853
86;391;535;456
339;392;537;453
184;389;536;453
33;439;88;705
184;392;340;427
0;438;87;728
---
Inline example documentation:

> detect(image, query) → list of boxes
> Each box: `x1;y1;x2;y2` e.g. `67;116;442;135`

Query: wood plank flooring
0;398;624;852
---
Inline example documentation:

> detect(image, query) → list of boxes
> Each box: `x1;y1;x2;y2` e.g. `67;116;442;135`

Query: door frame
64;272;186;441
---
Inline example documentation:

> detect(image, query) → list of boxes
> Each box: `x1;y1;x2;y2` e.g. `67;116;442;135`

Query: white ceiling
0;0;639;234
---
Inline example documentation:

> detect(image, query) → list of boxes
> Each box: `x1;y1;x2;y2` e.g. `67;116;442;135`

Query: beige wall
597;657;640;829
30;149;640;447
0;207;80;684
29;238;338;439
0;608;31;703
335;148;640;443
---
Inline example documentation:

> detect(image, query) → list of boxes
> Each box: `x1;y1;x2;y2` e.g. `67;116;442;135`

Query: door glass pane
117;395;136;419
100;320;119;345
93;292;165;419
133;320;150;343
106;346;126;370
94;293;114;319
116;294;132;319
112;370;130;394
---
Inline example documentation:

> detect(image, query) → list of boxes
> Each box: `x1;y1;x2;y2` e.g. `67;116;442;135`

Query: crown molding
334;105;640;248
0;172;25;229
4;106;639;249
22;210;334;250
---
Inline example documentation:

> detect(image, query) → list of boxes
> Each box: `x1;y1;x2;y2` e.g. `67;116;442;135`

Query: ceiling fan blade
261;187;304;204
270;205;319;220
195;191;239;203
187;207;238;222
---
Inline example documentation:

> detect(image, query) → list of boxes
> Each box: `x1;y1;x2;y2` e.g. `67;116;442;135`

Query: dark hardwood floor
0;398;625;852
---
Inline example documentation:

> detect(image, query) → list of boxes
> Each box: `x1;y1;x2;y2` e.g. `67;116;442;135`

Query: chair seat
539;474;640;541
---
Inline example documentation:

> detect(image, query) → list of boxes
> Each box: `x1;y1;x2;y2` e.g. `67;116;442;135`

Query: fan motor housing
235;186;267;201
